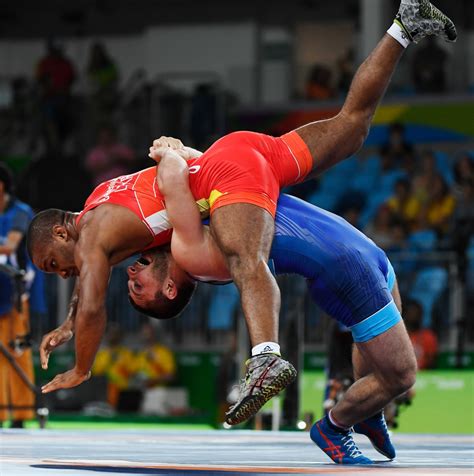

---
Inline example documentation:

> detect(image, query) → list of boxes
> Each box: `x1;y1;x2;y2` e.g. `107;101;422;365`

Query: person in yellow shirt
420;174;456;235
134;322;176;388
92;324;135;408
386;178;421;230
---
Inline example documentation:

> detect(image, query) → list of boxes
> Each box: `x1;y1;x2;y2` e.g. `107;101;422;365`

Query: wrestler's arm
157;148;229;278
41;235;110;393
157;148;204;245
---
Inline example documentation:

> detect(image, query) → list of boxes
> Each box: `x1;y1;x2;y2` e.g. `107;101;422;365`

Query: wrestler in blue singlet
269;194;401;343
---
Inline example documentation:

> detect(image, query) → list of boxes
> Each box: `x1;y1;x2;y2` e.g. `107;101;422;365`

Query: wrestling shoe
395;0;457;43
354;411;396;460
310;416;373;465
225;353;297;425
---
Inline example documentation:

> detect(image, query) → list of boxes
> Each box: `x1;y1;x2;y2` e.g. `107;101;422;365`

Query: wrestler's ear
52;225;68;241
163;278;178;300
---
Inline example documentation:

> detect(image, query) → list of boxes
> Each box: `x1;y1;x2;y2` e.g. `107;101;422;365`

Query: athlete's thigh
210;204;275;262
355;321;417;384
294;112;361;178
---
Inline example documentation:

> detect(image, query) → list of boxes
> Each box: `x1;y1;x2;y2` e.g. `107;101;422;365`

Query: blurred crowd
289;122;473;350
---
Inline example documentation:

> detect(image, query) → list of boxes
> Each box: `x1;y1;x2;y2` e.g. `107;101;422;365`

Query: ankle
251;342;280;357
328;410;351;432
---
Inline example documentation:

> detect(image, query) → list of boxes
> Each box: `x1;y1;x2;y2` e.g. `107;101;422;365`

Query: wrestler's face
33;238;78;279
127;251;169;307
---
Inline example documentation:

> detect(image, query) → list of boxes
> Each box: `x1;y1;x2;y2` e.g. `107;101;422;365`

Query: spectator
134;322;176;389
419;174;456;236
92;323;135;409
86;42;119;122
336;49;354;95
450;178;474;259
306;64;335;101
412;37;448;93
386;177;421;230
35;39;76;152
0;164;36;429
190;83;218;150
380;122;414;166
364;205;398;250
404;299;438;369
85;124;136;186
413;150;439;204
453;154;474;194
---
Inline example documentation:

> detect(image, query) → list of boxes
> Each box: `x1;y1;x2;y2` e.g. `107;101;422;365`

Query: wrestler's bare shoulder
76;203;154;264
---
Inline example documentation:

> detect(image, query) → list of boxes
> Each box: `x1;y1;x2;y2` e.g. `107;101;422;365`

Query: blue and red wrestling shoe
310;415;373;465
354;411;396;460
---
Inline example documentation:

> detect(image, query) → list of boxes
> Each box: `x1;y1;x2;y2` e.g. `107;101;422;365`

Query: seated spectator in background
380;123;414;166
336;49;354;95
85;124;136;186
386;178;421;231
190;83;218;151
305;64;335;101
404;299;438;369
450;178;473;257
412;37;448;93
419;174;456;236
86;42;119;122
134;322;176;389
364;205;398;250
413;150;439;204
453;154;473;195
92;324;135;408
35;39;76;153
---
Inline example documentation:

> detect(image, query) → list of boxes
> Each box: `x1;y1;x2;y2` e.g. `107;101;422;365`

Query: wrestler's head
26;209;79;278
127;246;196;320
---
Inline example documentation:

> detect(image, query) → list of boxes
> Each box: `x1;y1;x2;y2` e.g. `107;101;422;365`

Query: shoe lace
341;434;363;459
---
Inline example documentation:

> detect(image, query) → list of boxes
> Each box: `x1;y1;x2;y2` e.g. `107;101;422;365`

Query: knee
386;364;417;397
339;111;370;156
227;255;268;281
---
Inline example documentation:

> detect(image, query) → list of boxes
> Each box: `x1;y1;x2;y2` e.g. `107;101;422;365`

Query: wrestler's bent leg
351;280;404;459
211;203;297;425
332;320;417;427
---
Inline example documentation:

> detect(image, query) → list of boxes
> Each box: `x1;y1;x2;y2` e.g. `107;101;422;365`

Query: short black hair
0;163;13;194
26;208;66;259
129;280;197;320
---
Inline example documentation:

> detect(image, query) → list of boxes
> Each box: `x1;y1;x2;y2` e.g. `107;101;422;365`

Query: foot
354;412;396;460
310;416;373;465
396;0;457;43
225;353;297;425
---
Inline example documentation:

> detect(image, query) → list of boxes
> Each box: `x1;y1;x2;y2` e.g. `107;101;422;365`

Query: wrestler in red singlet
77;130;313;248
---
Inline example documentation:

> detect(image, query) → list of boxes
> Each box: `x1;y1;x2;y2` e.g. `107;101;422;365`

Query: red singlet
77;130;312;249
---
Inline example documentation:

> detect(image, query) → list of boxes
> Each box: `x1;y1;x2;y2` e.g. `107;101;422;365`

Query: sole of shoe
225;367;297;425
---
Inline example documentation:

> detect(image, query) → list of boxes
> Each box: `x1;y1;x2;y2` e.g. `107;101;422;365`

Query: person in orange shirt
404;299;438;369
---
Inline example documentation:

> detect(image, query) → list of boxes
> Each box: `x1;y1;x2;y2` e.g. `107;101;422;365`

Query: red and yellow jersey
76;131;312;248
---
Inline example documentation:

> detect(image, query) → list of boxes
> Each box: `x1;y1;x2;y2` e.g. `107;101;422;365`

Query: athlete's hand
41;367;91;394
149;136;197;163
39;325;74;370
152;136;184;150
149;145;189;165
